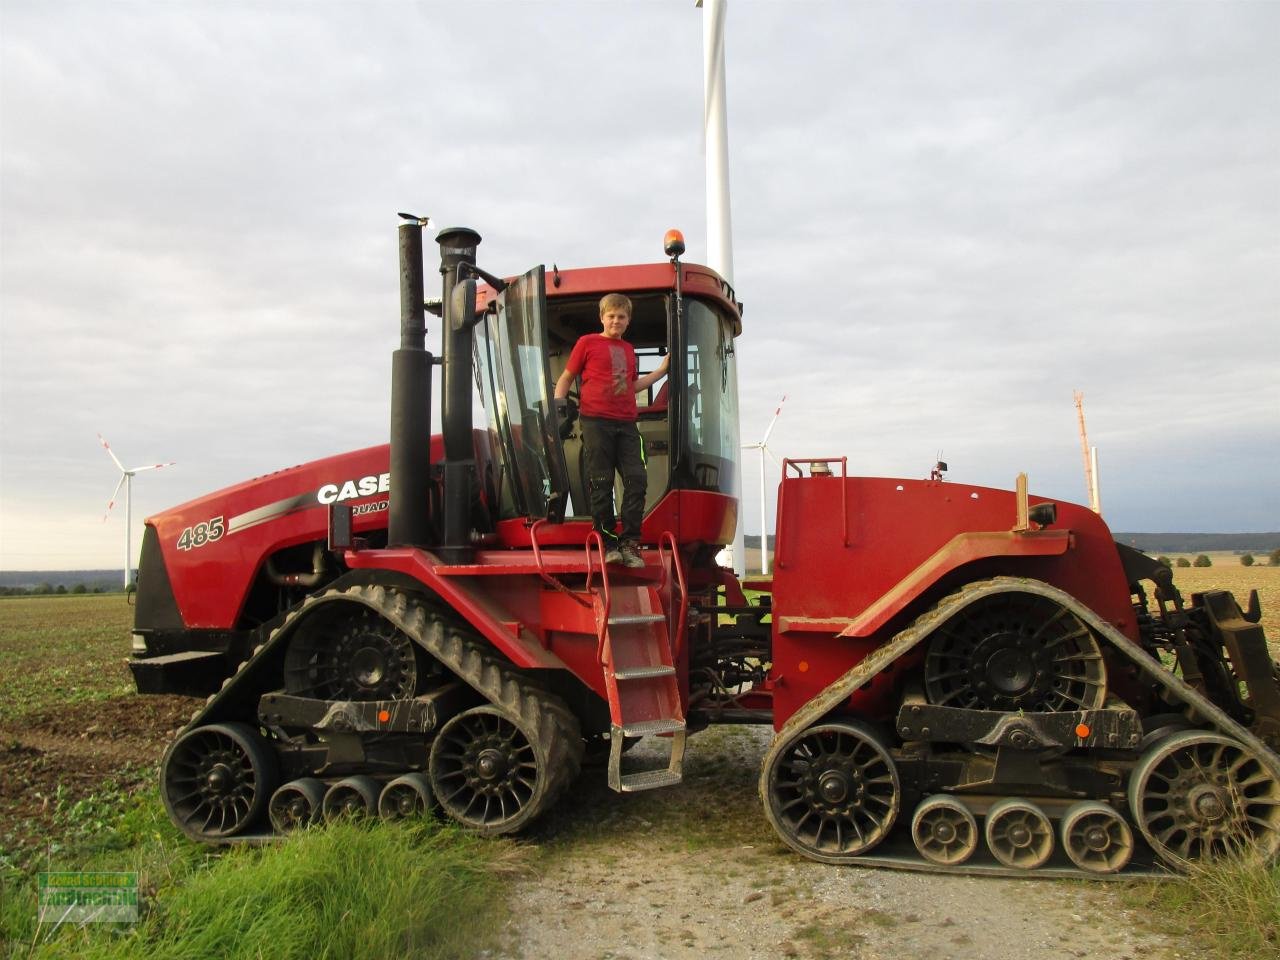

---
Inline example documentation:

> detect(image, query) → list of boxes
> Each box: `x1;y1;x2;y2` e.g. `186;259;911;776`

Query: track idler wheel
1128;730;1280;867
911;795;979;866
322;775;381;821
378;773;435;821
984;798;1054;869
430;705;564;836
268;778;326;833
1060;801;1134;874
161;722;278;840
924;592;1106;712
762;721;901;863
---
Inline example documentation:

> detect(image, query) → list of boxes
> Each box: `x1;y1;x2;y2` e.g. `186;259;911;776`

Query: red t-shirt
565;334;637;421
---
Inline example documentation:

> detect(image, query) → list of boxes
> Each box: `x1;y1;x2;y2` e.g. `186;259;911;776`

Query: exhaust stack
387;221;434;548
436;226;482;563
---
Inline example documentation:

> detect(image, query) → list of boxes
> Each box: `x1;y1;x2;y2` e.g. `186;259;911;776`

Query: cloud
1;1;1276;570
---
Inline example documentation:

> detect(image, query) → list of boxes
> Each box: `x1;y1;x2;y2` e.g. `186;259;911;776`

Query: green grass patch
4;798;513;960
1128;853;1279;959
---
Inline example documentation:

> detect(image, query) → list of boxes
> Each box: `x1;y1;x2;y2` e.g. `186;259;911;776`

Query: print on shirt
610;343;628;396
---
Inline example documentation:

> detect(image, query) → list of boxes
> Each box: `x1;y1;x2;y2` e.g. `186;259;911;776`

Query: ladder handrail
584;530;612;665
529;518;592;608
657;530;689;661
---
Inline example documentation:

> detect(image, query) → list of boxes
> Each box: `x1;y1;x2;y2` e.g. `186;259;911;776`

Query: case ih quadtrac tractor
131;222;1280;877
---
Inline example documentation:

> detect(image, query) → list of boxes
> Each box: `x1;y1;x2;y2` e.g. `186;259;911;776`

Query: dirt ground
0;694;198;868
497;728;1200;960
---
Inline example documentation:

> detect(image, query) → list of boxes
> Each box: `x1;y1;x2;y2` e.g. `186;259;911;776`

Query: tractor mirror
450;278;477;332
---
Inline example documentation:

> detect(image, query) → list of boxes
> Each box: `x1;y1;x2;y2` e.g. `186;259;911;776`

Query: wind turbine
99;434;175;589
742;396;785;575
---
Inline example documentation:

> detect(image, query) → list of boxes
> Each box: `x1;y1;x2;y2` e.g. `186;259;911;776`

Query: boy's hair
598;293;632;318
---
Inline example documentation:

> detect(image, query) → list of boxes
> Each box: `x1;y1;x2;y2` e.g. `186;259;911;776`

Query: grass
0;594;516;960
1129;852;1279;960
2;794;512;960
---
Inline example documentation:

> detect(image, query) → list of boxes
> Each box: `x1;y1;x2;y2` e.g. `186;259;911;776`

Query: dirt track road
499;727;1197;960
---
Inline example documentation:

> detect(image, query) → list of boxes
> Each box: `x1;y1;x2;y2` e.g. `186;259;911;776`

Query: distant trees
1193;555;1212;568
1271;548;1280;567
1175;557;1191;568
0;583;113;597
1157;556;1172;567
1241;554;1255;567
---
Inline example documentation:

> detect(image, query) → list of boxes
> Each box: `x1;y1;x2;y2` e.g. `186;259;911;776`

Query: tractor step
608;613;666;626
608;721;686;793
617;768;683;792
613;665;677;680
620;718;685;737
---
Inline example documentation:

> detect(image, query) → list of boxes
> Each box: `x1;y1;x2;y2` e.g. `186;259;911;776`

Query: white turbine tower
99;434;175;589
742;396;785;575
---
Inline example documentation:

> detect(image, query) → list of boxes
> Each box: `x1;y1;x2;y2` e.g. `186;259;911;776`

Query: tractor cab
470;249;743;547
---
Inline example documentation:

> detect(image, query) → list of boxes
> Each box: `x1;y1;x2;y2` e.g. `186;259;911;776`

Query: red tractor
131;222;1280;875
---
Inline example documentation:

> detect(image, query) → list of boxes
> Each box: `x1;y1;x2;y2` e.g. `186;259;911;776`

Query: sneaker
619;541;645;569
604;546;624;566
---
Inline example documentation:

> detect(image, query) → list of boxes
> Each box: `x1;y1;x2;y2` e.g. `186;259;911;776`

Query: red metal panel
769;475;1135;729
149;442;414;628
344;549;566;670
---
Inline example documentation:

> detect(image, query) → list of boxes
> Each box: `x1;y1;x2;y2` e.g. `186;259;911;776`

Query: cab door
472;265;570;522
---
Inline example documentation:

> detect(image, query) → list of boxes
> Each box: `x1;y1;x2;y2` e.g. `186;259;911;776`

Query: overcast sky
1;0;1277;572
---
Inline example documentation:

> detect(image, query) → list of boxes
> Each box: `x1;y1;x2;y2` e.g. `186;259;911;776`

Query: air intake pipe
436;227;482;563
387;221;433;548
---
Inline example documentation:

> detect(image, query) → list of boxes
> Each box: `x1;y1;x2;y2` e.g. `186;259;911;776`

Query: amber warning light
664;229;686;259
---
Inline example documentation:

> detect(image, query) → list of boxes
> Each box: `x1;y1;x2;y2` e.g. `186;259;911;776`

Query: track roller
761;720;901;863
1128;730;1280;867
268;778;326;833
378;773;435;821
161;722;278;840
1060;801;1133;874
322;775;381;821
984;798;1054;869
911;795;979;866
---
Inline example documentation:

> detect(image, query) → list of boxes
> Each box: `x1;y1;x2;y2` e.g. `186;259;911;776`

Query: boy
554;293;668;568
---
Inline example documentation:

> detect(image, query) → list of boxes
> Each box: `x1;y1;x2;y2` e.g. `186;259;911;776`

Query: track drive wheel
1060;801;1133;874
911;795;979;866
924;592;1106;712
430;704;572;836
161;722;278;840
761;721;901;863
284;602;419;700
984;798;1054;869
1128;730;1280;867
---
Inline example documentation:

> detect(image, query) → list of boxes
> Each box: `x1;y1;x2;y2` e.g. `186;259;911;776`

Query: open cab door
473;265;571;523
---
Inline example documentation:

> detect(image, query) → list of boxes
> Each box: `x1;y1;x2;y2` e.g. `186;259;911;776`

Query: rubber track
760;575;1280;878
183;583;583;834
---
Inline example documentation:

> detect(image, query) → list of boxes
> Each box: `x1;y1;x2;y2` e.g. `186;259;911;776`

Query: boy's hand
554;396;578;438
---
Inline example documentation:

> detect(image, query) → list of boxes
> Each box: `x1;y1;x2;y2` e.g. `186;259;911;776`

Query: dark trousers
580;416;647;543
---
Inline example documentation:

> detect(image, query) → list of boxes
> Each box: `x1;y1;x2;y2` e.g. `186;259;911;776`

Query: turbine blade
765;447;782;469
760;394;787;446
103;474;126;521
97;433;125;472
130;461;176;473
